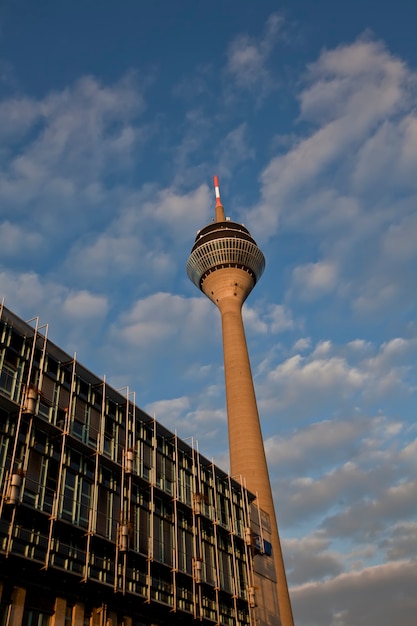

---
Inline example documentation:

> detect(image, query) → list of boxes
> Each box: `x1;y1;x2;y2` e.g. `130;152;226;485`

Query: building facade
0;305;277;626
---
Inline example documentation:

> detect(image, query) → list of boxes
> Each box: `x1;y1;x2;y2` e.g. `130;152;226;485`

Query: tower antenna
213;175;225;222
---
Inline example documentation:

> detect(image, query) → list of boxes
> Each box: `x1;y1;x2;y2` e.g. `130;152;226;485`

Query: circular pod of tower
186;219;265;295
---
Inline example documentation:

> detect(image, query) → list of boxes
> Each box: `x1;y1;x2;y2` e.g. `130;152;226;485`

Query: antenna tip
213;175;222;207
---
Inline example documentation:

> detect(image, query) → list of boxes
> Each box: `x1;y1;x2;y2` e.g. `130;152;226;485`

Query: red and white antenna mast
213;175;225;222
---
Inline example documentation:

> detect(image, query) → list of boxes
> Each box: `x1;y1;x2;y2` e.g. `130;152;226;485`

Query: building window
0;363;17;397
22;610;50;626
61;469;92;528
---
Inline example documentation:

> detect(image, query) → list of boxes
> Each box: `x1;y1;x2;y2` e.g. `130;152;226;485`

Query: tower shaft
202;269;294;626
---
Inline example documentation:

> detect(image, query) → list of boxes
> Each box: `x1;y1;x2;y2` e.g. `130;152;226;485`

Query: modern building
0;303;278;626
187;178;293;626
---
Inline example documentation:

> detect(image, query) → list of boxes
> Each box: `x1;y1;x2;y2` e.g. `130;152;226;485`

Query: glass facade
0;307;275;626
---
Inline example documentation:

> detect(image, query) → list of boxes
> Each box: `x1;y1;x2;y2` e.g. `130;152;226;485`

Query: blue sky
1;1;417;624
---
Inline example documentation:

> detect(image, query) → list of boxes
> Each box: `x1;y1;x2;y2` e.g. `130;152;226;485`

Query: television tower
187;177;294;626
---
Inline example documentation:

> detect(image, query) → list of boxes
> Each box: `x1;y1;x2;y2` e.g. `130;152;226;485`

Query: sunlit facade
0;305;276;626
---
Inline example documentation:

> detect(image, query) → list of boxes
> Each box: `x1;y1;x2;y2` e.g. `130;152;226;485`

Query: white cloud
285;534;343;584
141;184;211;234
291;559;417;626
144;394;227;449
359;337;417;395
323;478;417;541
63;182;212;285
145;396;190;428
0;221;42;256
226;12;284;92
265;417;367;473
227;39;265;87
0;73;145;229
258;331;417;420
301;39;408;125
0;95;42;141
69;232;149;278
347;339;371;352
382;209;417;262
115;293;214;349
311;340;332;357
0;270;109;358
216;123;255;178
280;461;370;525
292;337;311;352
62;290;108;319
268;354;365;405
242;305;268;334
399;438;417;465
243;302;295;334
292;262;338;299
0;271;108;323
246;36;417;317
381;521;417;560
267;304;295;332
268;410;415;572
36;74;144;166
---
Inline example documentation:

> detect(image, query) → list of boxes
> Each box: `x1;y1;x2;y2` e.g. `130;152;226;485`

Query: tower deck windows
186;237;265;288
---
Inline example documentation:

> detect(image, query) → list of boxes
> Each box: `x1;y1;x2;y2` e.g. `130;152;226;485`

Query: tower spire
213;175;225;222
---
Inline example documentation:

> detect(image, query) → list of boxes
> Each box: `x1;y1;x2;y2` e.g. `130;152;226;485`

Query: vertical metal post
190;438;200;620
228;475;240;625
124;392;135;595
1;317;40;517
211;462;221;625
21;324;48;479
84;380;105;582
146;417;156;603
172;434;179;612
4;317;42;554
240;478;256;626
44;354;77;569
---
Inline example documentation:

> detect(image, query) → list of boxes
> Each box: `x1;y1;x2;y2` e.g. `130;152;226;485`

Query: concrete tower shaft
201;268;269;482
187;178;294;626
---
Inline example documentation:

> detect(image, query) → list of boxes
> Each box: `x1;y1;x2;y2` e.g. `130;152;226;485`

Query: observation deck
186;219;266;289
